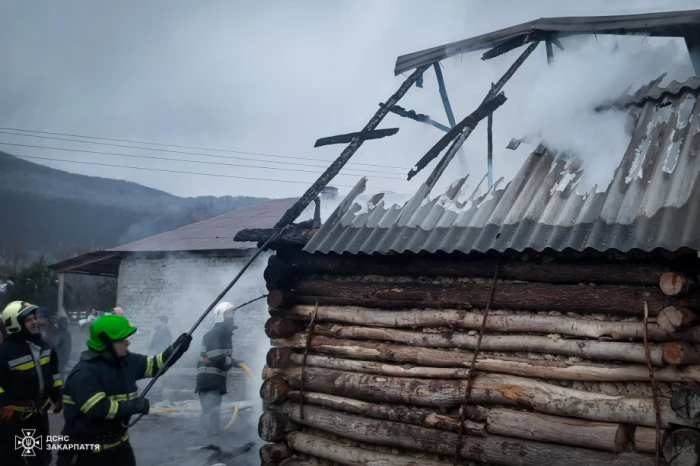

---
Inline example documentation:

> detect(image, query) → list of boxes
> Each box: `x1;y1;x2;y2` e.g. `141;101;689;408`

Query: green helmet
87;314;137;352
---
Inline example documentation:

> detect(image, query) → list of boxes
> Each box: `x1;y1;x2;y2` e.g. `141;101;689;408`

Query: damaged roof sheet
394;9;700;74
303;77;700;256
109;197;298;252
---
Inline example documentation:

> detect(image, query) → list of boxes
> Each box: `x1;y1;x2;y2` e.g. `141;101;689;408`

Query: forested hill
0;152;267;256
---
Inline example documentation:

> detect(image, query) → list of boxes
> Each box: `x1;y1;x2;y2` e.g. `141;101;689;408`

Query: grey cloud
0;0;697;199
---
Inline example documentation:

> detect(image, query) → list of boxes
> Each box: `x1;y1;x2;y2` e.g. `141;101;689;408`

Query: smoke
114;250;272;464
499;35;694;194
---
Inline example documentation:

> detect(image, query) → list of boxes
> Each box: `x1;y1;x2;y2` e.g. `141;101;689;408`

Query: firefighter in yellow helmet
57;314;191;466
0;301;63;466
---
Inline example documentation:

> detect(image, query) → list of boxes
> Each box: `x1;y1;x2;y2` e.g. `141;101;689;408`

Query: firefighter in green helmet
56;314;191;466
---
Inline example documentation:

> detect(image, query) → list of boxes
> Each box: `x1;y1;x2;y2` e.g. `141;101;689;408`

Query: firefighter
56;314;191;466
0;301;64;466
195;302;250;448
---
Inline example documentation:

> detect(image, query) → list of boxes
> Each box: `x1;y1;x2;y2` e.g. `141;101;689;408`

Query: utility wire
0;130;403;176
0;126;413;171
11;154;368;189
0;142;406;181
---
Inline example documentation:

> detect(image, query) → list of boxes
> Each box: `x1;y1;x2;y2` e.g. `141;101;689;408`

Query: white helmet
213;302;235;323
2;301;39;334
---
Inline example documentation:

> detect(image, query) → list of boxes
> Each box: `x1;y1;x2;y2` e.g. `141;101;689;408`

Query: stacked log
259;252;700;465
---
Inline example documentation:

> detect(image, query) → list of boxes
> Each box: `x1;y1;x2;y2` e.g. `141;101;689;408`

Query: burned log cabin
242;74;700;466
239;11;700;466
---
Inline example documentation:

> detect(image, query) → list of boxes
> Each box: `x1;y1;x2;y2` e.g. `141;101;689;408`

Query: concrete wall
115;251;271;377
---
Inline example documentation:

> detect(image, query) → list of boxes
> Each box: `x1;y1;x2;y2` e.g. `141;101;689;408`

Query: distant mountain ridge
0;152;268;256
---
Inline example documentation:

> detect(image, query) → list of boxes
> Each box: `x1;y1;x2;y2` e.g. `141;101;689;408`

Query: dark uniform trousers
0;335;63;466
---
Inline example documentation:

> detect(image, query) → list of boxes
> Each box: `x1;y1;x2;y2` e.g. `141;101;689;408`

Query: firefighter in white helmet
194;302;250;447
0;301;63;466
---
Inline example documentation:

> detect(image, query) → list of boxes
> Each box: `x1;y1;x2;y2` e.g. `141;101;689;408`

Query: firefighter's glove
172;333;192;357
53;400;63;414
126;397;150;415
0;405;13;420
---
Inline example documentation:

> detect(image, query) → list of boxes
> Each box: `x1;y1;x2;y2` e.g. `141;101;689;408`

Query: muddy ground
47;400;262;466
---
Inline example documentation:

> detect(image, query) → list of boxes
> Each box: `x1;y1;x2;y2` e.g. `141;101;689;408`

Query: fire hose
122;227;288;429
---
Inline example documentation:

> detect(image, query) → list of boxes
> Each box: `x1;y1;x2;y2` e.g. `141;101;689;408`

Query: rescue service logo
15;429;42;456
15;431;101;456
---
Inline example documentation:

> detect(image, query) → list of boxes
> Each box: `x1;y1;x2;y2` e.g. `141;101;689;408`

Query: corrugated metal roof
303;77;700;256
109;197;298;252
394;9;700;75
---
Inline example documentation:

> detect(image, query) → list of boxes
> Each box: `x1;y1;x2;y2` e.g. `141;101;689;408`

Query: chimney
321;186;338;201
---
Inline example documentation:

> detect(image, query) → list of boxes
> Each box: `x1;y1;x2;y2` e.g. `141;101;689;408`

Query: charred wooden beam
265;316;305;339
685;29;700;76
487;87;494;187
274;249;677;285
433;62;469;174
260;443;293;465
267;289;449;310
261;378;292;407
380;103;450;132
274;65;429;229
662;428;700;466
259;410;299;442
290;278;695;315
409;93;506;183
481;32;543;60
234;228;317;245
265;365;696;429
671;383;700;420
272;335;700;383
408;41;539;181
545;39;555;64
313;128;399;148
272;402;660;466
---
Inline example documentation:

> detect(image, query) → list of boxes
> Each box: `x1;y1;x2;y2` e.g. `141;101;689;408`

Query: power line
0;130;404;176
11;154;367;188
0;126;413;171
0;142;407;181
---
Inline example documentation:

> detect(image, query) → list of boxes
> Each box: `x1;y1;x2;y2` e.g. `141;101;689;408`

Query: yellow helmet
2;301;39;334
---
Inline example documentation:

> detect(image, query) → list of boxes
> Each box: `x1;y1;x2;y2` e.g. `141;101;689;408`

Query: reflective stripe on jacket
195;323;239;394
0;334;62;408
61;344;176;444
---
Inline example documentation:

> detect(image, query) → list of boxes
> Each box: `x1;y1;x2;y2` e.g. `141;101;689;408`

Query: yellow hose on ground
223;404;239;429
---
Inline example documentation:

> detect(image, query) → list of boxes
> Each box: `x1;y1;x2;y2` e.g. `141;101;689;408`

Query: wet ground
47;399;262;466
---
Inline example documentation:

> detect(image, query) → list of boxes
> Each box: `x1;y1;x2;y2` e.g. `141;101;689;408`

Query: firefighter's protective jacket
0;333;62;412
195;322;239;394
61;344;180;447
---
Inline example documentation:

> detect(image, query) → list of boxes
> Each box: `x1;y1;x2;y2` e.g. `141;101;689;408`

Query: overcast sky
0;0;697;200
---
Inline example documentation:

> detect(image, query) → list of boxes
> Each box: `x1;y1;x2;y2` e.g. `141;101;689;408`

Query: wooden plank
273;402;661;466
273;65;429;228
408;41;539;181
381;103;450;132
313;128;399;148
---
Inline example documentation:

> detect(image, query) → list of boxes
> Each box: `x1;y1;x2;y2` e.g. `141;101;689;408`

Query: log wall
258;250;700;465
